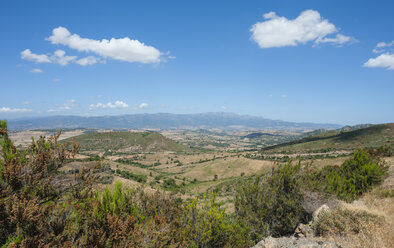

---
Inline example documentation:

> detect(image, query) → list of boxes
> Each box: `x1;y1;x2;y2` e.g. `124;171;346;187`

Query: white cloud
376;41;394;48
315;34;353;46
364;41;394;71
47;99;77;112
75;56;101;66
51;50;76;66
0;107;32;113
250;10;353;48
22;101;30;105
47;26;162;63
30;68;43;73
138;103;149;109
281;94;287;98
372;41;394;53
59;99;77;110
21;49;99;66
89;100;129;110
363;53;394;70
21;49;51;63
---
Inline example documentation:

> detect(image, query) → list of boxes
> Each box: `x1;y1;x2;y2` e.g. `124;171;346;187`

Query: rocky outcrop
252;204;343;248
252;236;340;248
294;223;314;238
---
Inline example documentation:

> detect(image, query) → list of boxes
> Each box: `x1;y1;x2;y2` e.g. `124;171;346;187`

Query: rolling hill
261;123;394;153
62;131;191;153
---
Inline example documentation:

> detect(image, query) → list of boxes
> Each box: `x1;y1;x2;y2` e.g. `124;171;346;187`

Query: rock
252;236;340;248
312;204;330;222
295;223;314;238
302;191;340;215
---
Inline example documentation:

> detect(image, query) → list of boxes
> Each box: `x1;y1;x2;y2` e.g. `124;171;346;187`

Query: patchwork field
9;123;393;203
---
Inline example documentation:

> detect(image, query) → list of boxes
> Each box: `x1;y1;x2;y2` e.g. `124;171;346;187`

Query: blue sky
0;0;393;125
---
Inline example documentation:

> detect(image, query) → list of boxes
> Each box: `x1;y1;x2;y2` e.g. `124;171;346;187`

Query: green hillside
262;123;394;153
62;131;191;153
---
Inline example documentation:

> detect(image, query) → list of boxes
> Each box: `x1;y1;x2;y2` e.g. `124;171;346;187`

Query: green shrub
162;178;179;191
182;194;249;247
235;162;307;242
324;149;387;201
115;169;147;183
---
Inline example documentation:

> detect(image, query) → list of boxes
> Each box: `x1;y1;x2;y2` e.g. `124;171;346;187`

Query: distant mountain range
6;113;342;131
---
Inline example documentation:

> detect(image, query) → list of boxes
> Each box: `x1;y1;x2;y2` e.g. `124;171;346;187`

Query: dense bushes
318;149;388;201
116;169;147;183
182;194;249;247
235;162;308;242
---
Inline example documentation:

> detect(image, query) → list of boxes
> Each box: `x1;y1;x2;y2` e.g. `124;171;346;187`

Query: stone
252;236;340;248
295;223;314;238
312;204;330;222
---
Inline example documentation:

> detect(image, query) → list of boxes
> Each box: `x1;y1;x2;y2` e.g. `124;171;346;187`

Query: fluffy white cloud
21;49;51;63
363;53;394;70
89;101;129;110
364;41;394;71
30;68;43;73
51;50;76;66
138;103;148;109
21;49;99;66
75;56;101;66
0;107;32;113
250;10;353;48
47;26;162;63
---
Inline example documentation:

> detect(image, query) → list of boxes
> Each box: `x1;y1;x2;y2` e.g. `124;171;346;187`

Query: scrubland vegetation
1;120;393;247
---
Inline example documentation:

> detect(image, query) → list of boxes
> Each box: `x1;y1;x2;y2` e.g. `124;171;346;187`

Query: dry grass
166;157;273;181
323;198;394;248
316;156;394;248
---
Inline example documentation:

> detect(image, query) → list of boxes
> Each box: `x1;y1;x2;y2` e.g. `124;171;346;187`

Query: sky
0;0;393;125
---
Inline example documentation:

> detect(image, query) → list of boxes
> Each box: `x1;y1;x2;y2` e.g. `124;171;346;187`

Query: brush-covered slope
262;123;394;152
63;131;190;153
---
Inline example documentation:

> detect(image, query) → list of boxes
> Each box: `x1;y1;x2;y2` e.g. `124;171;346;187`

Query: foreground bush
0;121;249;247
182;194;249;247
235;162;308;243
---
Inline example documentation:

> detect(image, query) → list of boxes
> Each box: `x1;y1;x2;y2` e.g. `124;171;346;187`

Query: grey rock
252;236;340;248
295;223;315;238
302;191;340;215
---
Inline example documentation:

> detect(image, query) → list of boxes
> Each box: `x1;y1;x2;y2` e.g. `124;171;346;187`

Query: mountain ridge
5;112;342;131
